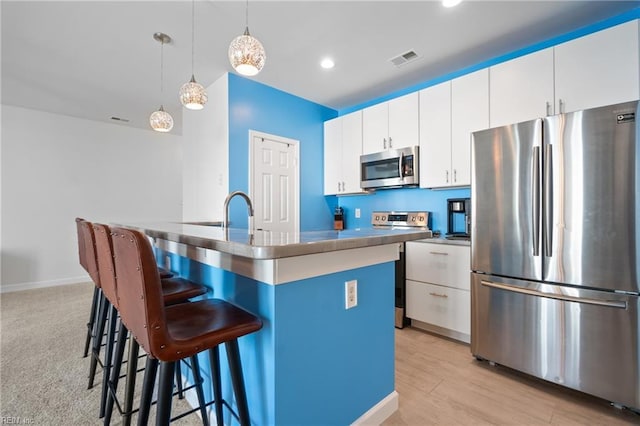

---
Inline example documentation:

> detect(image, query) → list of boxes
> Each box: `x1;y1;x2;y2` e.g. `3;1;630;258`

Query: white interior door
250;131;300;233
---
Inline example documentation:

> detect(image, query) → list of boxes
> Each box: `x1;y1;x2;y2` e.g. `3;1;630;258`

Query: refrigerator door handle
544;144;553;257
480;280;627;309
532;146;541;256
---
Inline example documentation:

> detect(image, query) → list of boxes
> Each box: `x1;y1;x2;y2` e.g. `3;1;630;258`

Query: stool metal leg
226;339;250;426
175;360;184;399
99;303;118;418
104;322;128;426
157;361;176;426
208;346;223;426
138;357;159;426
122;339;140;426
84;286;100;357
190;355;210;426
88;293;109;389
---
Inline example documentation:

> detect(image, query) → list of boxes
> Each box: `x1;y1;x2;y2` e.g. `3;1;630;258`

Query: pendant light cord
160;39;164;98
191;0;195;75
245;0;249;29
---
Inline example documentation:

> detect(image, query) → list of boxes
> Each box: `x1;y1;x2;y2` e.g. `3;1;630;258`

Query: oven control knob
411;217;416;222
375;216;379;221
382;216;386;221
419;216;424;221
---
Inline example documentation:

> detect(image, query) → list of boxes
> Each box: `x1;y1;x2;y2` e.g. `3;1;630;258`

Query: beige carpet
0;283;202;425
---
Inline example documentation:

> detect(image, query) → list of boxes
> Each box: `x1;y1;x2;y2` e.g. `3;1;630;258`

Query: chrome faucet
223;190;254;230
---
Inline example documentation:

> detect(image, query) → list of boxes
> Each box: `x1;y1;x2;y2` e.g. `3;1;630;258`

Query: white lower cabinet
406;241;471;343
406;280;470;338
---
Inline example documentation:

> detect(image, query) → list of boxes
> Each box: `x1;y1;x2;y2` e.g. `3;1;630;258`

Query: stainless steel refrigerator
471;100;640;409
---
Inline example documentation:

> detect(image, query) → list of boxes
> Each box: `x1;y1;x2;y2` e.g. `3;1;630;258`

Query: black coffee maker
446;198;471;239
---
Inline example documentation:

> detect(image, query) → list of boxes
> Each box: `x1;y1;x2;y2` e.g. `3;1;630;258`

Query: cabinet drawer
406;242;470;290
406;280;470;335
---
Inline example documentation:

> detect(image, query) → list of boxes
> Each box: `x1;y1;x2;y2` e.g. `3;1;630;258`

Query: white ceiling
2;1;639;134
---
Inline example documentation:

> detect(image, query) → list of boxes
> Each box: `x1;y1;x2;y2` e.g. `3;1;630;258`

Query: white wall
182;74;229;221
1;105;183;292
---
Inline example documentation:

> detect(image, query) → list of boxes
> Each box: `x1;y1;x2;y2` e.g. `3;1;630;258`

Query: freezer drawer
471;273;640;409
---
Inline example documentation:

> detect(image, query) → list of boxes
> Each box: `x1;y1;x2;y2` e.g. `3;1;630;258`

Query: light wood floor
383;326;640;425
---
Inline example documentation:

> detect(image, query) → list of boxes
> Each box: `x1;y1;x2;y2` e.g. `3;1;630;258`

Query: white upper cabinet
341;111;365;194
419;81;451;188
451;69;489;187
489;48;554;128
419;69;488;188
323;117;342;196
323;111;365;195
554;19;640;114
490;20;640;128
362;92;419;154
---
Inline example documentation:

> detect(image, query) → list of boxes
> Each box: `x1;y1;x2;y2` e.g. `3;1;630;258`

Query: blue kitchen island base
161;246;397;426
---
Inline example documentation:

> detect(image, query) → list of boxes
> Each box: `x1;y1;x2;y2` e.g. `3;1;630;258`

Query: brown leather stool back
93;223;118;308
77;218;101;288
110;227;168;359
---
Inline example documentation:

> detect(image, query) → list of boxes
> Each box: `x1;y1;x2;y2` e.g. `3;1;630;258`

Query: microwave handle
399;151;404;177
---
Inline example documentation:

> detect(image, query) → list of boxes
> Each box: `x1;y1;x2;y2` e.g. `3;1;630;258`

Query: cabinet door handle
429;292;449;298
546;101;551;116
558;98;564;114
341;182;345;192
429;251;449;256
453;169;457;182
389;137;393;148
383;138;387;149
445;170;449;183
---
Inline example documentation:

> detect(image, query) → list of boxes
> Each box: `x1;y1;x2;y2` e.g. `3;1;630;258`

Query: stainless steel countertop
119;222;434;260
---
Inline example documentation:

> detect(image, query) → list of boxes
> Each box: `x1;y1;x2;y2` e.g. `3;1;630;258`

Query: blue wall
227;73;338;231
337;187;470;235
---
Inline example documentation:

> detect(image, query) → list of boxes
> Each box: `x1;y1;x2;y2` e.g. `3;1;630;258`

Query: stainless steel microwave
360;146;419;189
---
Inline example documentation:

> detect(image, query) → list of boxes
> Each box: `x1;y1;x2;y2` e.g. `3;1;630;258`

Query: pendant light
228;0;266;76
149;32;174;132
179;0;207;110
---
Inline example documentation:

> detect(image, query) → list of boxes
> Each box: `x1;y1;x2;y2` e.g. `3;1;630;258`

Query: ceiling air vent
110;116;130;123
390;50;420;68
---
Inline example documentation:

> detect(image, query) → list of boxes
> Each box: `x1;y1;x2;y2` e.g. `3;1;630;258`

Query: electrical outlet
345;280;358;309
355;208;361;218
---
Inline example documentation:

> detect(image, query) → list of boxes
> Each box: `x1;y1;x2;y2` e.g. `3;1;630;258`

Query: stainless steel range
372;211;431;328
372;211;430;229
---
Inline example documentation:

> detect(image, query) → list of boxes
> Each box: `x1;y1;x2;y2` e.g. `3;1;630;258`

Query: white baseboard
352;390;399;426
0;275;89;293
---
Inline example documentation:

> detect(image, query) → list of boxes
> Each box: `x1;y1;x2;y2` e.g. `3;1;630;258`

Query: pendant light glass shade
229;0;266;76
180;0;207;110
228;28;266;76
149;105;174;132
179;75;208;110
150;33;174;133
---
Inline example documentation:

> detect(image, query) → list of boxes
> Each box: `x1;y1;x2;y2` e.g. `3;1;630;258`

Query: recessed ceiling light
442;0;462;7
321;58;335;69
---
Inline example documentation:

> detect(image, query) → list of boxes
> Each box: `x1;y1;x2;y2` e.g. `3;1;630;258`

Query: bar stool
93;223;209;425
110;226;263;426
77;218;176;384
76;218;102;358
